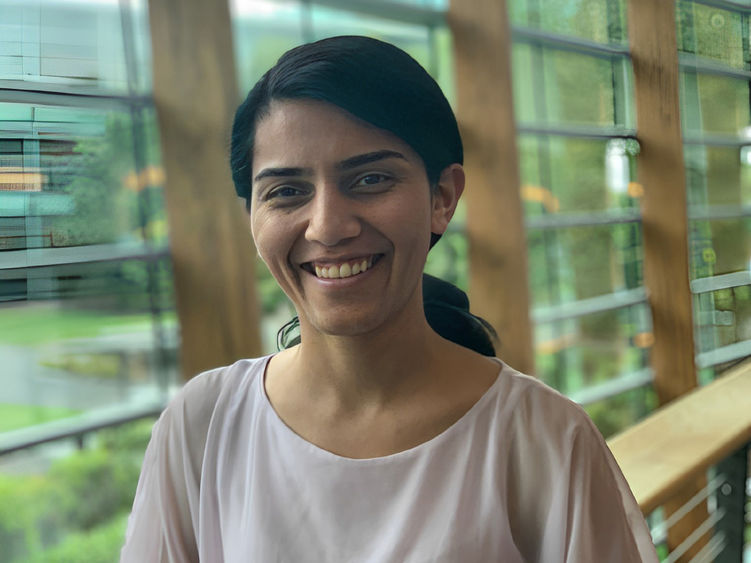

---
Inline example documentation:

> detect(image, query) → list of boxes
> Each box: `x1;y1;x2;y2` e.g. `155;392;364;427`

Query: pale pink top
121;356;658;562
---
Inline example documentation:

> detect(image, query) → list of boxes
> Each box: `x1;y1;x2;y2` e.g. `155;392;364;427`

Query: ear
431;164;465;235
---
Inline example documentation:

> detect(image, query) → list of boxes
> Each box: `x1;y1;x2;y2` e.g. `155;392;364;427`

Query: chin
301;308;391;339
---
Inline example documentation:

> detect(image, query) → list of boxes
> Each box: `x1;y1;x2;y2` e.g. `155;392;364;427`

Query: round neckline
256;354;505;464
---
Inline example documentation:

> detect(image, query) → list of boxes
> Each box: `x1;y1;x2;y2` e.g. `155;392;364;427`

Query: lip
301;253;378;266
299;253;385;282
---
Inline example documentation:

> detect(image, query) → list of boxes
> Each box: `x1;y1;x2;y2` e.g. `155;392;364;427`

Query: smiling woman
120;36;658;562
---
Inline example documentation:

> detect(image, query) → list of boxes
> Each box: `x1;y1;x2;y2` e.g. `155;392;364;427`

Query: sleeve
120;371;222;563
538;419;659;563
505;383;659;563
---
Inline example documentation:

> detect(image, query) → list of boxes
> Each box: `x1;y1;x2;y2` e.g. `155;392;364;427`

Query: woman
122;36;658;562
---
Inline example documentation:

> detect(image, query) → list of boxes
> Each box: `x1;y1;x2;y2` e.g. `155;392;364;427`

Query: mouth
301;254;383;279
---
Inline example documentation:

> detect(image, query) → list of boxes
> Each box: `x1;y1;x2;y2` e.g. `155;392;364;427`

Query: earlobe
431;164;465;235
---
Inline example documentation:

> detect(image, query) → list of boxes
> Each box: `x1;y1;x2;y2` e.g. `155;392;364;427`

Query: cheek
250;213;283;267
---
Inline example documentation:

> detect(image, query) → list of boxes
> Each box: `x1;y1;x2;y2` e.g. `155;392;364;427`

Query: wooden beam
628;2;702;557
449;0;535;375
628;0;697;405
148;0;263;378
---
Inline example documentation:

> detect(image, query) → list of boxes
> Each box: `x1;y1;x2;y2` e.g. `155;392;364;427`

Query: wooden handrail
607;359;751;515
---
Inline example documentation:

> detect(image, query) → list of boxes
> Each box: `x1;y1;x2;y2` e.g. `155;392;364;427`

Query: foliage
0;420;153;563
584;386;657;439
0;474;53;562
24;512;129;563
51;114;162;248
0;404;81;433
46;448;138;531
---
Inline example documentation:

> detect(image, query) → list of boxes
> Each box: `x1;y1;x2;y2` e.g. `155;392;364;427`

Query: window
676;0;751;382
509;0;655;435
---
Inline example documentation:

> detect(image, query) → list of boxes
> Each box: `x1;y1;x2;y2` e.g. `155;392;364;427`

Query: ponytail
422;273;497;356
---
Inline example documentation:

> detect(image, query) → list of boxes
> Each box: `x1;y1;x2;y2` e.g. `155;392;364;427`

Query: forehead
252;99;420;174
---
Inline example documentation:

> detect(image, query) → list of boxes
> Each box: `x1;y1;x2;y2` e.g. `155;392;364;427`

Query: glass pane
230;0;306;92
527;223;644;309
694;284;751;354
511;43;536;124
0;419;154;562
685;144;751;208
508;0;628;44
680;72;750;136
513;45;632;128
0;0;152;93
231;1;453;107
689;218;751;278
0;258;177;413
310;6;442;87
519;134;640;216
424;222;468;292
677;0;746;70
534;303;652;395
584;386;656;438
0;103;166;251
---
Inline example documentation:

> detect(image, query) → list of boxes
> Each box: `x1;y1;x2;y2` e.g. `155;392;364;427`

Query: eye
352;173;392;190
265;184;307;200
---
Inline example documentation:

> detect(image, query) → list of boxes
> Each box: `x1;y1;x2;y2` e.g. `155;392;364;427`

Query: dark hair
230;35;462;202
232;36;497;356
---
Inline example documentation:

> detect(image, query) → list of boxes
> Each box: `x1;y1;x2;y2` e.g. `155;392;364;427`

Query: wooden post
628;0;703;558
449;0;535;375
148;0;263;379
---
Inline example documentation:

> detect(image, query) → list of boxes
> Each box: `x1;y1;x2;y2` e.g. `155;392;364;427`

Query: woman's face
250;99;461;338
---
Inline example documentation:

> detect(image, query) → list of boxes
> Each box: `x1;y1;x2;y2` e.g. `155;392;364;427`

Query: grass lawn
0;304;175;346
0;403;82;433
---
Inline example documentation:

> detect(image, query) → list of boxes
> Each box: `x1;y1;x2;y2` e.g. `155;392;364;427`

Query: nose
304;184;361;247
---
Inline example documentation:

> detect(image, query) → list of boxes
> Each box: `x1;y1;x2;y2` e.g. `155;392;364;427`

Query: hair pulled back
231;35;497;356
230;35;462;201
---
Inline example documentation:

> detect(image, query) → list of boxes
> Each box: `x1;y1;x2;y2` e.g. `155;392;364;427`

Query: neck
287;300;447;411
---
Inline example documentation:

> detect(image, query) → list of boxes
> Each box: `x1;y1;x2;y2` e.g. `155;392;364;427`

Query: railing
608;360;751;561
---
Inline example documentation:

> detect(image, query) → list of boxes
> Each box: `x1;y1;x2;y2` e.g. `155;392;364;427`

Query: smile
303;255;382;279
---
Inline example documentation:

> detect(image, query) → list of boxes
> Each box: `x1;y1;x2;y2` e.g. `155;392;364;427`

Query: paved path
0;337;172;410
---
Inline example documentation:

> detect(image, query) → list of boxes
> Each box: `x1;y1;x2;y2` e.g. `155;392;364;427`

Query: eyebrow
253;167;310;183
337;150;407;170
253;150;407;183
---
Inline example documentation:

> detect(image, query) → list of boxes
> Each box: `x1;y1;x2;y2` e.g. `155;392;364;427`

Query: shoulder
492;361;596;443
494;363;656;562
156;356;271;446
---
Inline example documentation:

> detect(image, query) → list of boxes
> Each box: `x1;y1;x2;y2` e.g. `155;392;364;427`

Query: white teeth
312;257;375;279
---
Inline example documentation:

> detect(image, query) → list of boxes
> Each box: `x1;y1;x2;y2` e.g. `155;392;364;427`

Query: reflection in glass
0;0;152;93
518;134;640;216
527;223;643;311
689;218;751;278
677;0;746;70
508;0;628;45
513;43;633;129
534;304;652;400
694;284;751;358
680;72;750;136
685;144;751;208
0;104;165;251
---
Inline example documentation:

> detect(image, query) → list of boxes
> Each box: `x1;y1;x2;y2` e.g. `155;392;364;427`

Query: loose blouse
121;356;658;562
